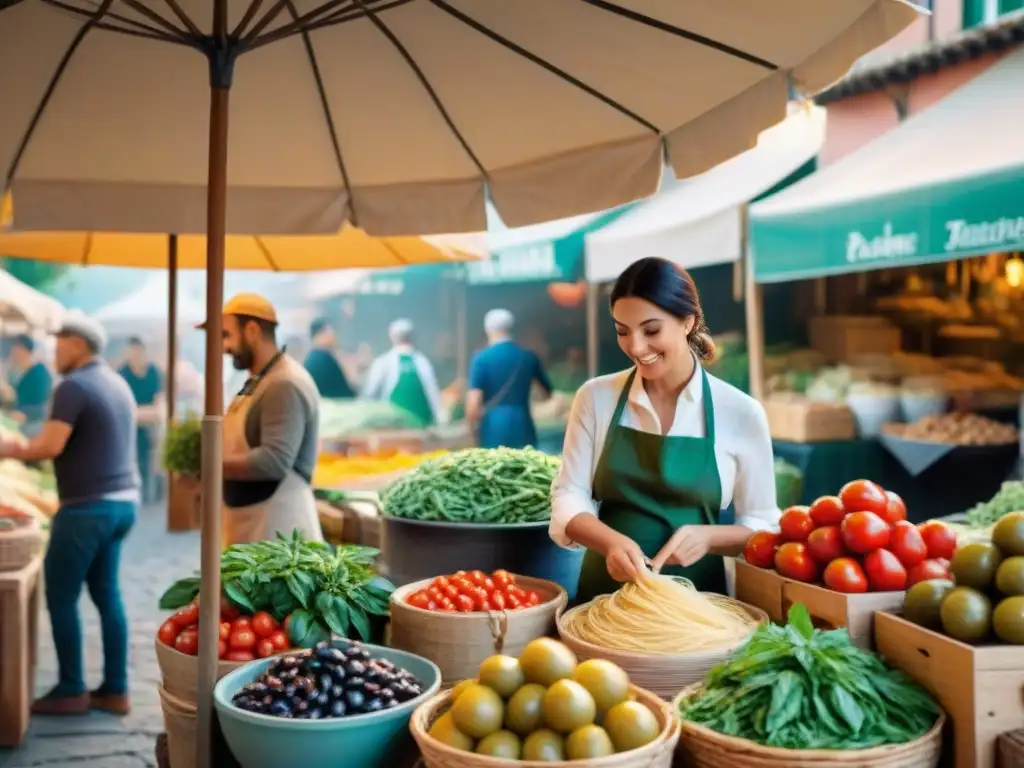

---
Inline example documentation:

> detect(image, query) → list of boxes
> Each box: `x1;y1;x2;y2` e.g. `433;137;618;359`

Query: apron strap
700;368;716;444
599;368;636;459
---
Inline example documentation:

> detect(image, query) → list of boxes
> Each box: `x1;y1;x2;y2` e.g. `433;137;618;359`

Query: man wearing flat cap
0;310;139;717
203;293;323;546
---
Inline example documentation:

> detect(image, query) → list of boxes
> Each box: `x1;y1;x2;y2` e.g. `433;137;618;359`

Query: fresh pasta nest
556;574;767;699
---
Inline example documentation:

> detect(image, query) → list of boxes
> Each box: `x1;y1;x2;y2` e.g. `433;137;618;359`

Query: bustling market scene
1;1;1024;767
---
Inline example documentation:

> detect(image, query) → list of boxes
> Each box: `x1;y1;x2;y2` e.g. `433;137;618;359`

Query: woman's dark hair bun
610;257;716;363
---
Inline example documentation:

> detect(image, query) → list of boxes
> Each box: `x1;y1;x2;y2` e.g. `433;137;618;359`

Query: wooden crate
764;395;856;443
875;611;1024;768
733;560;904;649
0;554;42;747
809;315;901;363
999;730;1024;768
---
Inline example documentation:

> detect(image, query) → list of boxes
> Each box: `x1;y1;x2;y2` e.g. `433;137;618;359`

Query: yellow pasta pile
563;573;758;654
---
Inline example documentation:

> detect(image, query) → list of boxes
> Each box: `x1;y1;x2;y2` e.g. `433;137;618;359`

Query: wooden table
0;554;42;747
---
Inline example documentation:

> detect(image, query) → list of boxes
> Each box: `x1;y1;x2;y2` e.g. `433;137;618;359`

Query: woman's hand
651;525;717;571
605;534;649;583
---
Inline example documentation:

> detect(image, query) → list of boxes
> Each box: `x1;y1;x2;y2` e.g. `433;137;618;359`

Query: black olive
265;675;284;691
331;684;345;699
261;694;274;707
365;697;384;712
299;677;316;694
281;656;299;667
315;641;331;654
294;698;309;713
282;683;297;698
319;674;333;692
345;660;366;677
345;689;366;711
308;659;323;672
316;691;330;707
345;676;366;690
308;707;323;720
407;685;423;697
327;648;346;664
242;682;269;696
330;699;347;718
383;698;400;709
363;682;381;694
269;699;291;717
330;666;347;683
378;689;395;701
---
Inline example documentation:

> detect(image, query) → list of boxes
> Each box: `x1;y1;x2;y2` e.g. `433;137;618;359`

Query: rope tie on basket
486;609;510;653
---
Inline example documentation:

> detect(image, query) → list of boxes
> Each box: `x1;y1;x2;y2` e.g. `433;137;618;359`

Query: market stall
0;270;65;334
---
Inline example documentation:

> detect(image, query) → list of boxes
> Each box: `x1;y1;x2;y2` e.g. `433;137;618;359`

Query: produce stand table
0;553;42;747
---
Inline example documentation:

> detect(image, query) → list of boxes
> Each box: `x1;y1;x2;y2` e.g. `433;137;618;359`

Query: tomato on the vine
823;558;869;593
806;525;847;565
256;639;276;658
918;520;957;560
889;521;927;567
839;480;888;516
809;496;846;527
174;629;199;656
158;620;180;647
882;491;907;525
774;542;819;583
841;511;891;554
251;611;279;639
742;531;780;568
864;549;907;591
229;628;257;651
268;630;289;652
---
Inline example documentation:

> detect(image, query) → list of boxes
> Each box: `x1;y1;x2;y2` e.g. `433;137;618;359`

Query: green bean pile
380;447;560;524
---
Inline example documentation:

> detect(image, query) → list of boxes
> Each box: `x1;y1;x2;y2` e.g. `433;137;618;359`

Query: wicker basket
0;513;43;572
672;685;945;768
158;685;196;768
389;575;568;685
154;640;249;705
556;598;767;700
411;684;680;768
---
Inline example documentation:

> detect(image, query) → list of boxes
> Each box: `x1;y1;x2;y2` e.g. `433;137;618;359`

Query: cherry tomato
473;588;492;611
482;577;495;592
864;548;907;591
823;558;869;593
158;620;180;647
839;480;889;516
251;611;279;639
438;597;456;612
469;570;489;587
507;594;524;610
174;602;200;629
743;531;780;568
229;628;257;651
224;650;255;663
256;639;276;658
231;616;252;631
809;495;846;527
218;639;228;659
841;511;891;554
269;630;289;652
220;600;241;622
491;570;514;588
490;592;507;611
407;591;431;610
432;575;451;590
882;491;907;525
452;578;475;595
779;506;815;542
889;521;928;567
440;584;458;601
455;594;475;612
174;629;199;656
525;591;541;607
452;570;467;579
426;600;438;611
918;520;957;560
907;559;952;587
427;586;445;602
774;542;819;583
806;525;847;565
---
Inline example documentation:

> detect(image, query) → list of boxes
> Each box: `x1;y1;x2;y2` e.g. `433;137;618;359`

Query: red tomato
490;592;507;611
455;594;475;612
491;570;514;588
882;491;908;525
283;614;292;633
432;575;451;590
525;591;541;607
427;586;445;602
917;520;957;560
438;597;456;612
426;600;438;611
806;526;847;565
452;578;475;595
229;628;257;651
839;480;889;516
174;629;199;656
935;557;951;570
907;559;953;587
774;542;819;583
407;591;431;610
220;600;241;622
889;521;928;567
251;611;279;639
482;577;495;592
742;531;780;568
218;639;228;659
471;588;491;611
841;511;891;554
469;570;489;587
231;616;252;631
174;602;200;629
158;620;180;647
809;495;847;527
443;584;461;601
256;639;276;658
823;557;869;593
507;594;524;610
269;630;289;652
224;650;255;663
452;570;467;579
219;622;231;642
864;549;908;592
779;506;815;542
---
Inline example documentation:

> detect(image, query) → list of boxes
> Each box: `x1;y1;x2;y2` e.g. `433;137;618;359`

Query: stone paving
1;505;201;768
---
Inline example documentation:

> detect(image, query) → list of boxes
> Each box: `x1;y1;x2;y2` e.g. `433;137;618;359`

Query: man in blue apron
362;318;441;428
466;309;553;449
117;337;163;504
4;334;52;438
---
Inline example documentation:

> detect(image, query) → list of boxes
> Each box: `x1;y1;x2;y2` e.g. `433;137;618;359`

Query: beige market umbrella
0;2;923;764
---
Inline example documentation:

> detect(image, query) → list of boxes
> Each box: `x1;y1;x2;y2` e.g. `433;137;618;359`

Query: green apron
390;353;434;428
575;368;726;603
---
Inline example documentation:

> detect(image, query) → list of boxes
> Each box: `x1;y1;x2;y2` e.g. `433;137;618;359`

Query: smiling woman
551;257;781;604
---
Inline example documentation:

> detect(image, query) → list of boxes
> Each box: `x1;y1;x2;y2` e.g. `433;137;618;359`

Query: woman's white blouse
550;367;781;548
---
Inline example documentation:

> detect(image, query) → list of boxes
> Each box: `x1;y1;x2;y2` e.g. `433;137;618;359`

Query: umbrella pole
195;27;231;768
165;234;177;531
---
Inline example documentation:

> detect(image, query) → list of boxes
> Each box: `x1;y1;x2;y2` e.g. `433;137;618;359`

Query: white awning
584;105;826;282
0;271;65;331
94;273;207;335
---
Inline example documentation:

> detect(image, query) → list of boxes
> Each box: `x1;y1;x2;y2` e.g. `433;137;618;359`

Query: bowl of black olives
214;639;441;768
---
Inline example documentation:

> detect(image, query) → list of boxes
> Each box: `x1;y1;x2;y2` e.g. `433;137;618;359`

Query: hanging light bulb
1006;254;1023;288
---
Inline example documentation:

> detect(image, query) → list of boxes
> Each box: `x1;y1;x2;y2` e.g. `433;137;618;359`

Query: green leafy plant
158;531;393;645
163;417;202;476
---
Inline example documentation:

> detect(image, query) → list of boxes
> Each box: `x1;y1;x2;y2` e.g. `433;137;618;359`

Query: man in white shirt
362;319;442;427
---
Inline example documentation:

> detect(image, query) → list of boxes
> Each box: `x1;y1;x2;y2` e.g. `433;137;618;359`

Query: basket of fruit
213;640;441;768
410;638;680;766
390;570;568;684
0;506;43;572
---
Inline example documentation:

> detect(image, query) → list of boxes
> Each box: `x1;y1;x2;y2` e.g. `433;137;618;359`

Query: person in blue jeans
0;311;138;717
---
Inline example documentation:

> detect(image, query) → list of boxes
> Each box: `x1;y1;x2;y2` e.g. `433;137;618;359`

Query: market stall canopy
1;1;922;237
0;227;486;271
0;270;64;331
94;274;207;335
750;45;1024;284
584;104;826;282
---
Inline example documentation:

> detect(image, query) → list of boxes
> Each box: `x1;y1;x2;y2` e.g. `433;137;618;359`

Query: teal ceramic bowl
214;644;441;768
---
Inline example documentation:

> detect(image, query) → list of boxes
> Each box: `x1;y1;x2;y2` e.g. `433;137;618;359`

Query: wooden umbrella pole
195;10;231;763
165;234;177;531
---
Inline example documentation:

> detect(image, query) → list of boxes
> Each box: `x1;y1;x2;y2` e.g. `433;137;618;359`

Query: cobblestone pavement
1;505;201;768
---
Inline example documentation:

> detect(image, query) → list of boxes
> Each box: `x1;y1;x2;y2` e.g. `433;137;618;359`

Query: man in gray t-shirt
0;311;138;717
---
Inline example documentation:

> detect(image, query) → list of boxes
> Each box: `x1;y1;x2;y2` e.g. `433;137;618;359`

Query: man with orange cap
202;294;323;546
